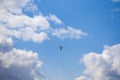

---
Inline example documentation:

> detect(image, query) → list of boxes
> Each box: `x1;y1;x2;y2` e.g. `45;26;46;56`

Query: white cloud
0;24;49;43
0;37;43;80
52;26;87;39
0;0;31;14
76;44;120;80
0;9;50;29
20;27;49;43
0;0;86;43
0;0;50;43
47;14;62;24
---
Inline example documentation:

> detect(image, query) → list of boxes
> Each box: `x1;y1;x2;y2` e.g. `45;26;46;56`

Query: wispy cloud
110;8;120;18
110;0;120;18
47;14;63;24
76;44;120;80
112;0;120;2
52;26;87;39
75;76;88;80
111;8;120;12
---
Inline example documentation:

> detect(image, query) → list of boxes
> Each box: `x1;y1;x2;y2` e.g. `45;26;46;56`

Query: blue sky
0;0;120;80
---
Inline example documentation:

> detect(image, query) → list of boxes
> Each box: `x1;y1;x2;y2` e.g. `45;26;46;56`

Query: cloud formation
47;14;62;24
0;0;50;43
0;37;42;80
52;26;87;39
0;0;86;79
0;0;86;43
76;44;120;80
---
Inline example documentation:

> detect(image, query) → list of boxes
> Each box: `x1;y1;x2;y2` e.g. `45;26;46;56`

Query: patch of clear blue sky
15;0;120;80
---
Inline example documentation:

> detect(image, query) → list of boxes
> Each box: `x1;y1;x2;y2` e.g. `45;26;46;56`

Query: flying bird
59;46;63;50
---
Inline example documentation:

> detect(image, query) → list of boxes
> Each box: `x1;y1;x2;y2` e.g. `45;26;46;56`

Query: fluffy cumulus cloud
0;37;43;80
0;0;50;43
76;44;120;80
